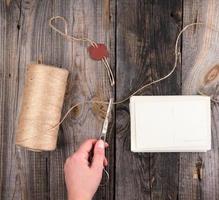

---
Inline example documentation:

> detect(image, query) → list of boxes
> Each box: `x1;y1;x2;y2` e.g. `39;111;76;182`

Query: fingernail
97;140;104;149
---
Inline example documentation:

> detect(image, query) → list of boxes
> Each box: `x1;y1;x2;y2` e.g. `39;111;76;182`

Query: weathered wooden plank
115;0;182;199
0;1;44;199
0;0;115;199
1;0;115;199
48;0;115;200
115;2;151;199
148;2;182;199
0;0;7;198
1;1;41;199
180;0;219;199
11;1;52;199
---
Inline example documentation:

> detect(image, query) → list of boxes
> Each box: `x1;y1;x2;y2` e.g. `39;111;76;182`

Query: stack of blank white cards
130;96;211;152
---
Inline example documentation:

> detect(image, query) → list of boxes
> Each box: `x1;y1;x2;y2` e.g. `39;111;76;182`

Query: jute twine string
49;16;115;86
50;22;219;130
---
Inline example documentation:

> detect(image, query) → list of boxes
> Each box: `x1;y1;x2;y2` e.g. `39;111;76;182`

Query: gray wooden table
1;0;219;199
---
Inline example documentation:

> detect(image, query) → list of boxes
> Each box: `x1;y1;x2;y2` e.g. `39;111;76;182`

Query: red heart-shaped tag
88;43;109;61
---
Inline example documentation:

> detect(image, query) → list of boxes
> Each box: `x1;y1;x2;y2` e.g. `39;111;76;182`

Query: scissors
99;98;113;142
98;98;113;185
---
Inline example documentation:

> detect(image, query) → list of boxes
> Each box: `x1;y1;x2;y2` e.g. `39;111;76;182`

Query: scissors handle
99;168;109;186
99;134;106;141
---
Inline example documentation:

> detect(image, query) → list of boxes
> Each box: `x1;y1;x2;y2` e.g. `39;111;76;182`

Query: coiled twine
15;64;69;151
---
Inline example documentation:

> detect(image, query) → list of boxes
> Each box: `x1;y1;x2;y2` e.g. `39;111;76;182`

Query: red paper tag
88;43;109;60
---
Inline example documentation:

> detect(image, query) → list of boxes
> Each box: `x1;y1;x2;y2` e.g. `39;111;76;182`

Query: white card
130;96;211;152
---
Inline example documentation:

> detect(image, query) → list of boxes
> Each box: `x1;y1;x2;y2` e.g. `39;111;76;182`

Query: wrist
68;194;92;200
68;197;91;200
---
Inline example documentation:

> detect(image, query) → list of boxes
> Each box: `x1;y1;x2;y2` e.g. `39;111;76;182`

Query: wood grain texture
146;2;182;200
115;1;182;199
0;0;7;198
48;1;115;200
2;1;53;199
0;1;37;199
180;0;219;199
1;0;219;199
0;0;115;199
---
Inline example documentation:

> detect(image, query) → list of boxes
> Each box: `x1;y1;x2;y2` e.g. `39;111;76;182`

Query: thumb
91;140;105;171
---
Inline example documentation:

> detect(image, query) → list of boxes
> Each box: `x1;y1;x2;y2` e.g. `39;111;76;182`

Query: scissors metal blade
99;98;113;141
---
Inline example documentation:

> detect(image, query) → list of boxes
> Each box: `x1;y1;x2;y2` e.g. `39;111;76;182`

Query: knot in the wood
70;103;81;118
92;100;107;120
200;65;219;100
204;65;219;84
193;157;203;181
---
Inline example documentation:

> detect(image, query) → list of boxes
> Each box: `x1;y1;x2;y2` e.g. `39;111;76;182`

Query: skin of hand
64;139;108;200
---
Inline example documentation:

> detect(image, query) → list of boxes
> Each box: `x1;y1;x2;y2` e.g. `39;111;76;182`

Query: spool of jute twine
15;64;69;151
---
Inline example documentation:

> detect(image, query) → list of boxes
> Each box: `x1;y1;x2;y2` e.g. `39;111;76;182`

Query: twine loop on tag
49;16;97;47
49;16;115;86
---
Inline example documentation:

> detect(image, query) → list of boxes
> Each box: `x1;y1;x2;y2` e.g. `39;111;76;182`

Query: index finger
77;139;97;155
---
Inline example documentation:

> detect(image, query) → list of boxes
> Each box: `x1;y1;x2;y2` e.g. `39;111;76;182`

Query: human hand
64;139;108;200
